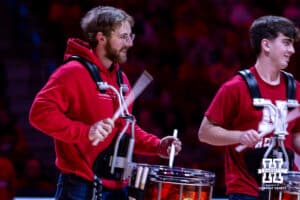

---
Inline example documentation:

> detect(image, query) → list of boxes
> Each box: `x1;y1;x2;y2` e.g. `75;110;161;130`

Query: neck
92;48;113;69
254;60;280;85
101;57;113;69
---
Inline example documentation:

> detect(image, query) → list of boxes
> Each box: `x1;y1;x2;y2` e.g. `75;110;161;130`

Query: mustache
121;46;130;51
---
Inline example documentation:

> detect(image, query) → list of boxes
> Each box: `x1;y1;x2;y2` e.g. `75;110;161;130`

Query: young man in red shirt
199;15;300;199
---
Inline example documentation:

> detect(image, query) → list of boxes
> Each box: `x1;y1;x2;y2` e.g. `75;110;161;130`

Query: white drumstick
134;166;143;188
236;107;300;152
286;107;300;122
169;129;178;167
140;166;149;190
112;71;153;122
92;71;153;146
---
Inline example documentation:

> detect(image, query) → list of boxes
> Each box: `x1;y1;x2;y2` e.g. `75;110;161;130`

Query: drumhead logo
258;158;288;189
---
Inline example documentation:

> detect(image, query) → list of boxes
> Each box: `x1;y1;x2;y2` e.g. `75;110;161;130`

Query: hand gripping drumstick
112;71;153;122
169;129;178;167
236;107;300;152
235;130;272;152
92;71;153;146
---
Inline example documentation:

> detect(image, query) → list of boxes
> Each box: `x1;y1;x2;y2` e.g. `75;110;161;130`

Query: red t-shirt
205;67;300;196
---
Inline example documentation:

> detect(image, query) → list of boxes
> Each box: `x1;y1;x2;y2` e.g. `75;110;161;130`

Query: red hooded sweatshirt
29;38;160;189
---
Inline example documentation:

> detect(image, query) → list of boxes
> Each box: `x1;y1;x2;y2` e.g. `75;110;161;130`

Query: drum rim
283;170;300;192
133;163;215;185
286;171;300;176
148;178;214;186
143;164;215;176
284;171;300;182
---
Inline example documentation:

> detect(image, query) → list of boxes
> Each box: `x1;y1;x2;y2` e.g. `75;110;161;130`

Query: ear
261;38;270;51
96;32;106;45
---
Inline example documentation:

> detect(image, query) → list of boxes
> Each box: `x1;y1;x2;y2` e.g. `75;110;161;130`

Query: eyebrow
283;38;294;43
119;32;133;35
112;30;132;35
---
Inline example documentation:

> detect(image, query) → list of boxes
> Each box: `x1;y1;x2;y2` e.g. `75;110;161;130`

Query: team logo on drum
258;158;288;186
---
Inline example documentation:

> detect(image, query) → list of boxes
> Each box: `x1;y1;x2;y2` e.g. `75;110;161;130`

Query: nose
125;39;133;47
289;44;295;54
125;34;135;47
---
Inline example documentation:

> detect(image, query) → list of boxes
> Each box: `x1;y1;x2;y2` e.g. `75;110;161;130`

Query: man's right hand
88;118;114;146
239;129;260;147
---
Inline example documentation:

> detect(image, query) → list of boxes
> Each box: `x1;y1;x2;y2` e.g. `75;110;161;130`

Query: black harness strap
282;70;296;101
238;69;262;99
238;69;296;108
117;68;124;88
64;55;124;93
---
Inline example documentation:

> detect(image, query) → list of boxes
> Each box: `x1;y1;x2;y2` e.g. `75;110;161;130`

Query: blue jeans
55;173;127;200
229;193;258;200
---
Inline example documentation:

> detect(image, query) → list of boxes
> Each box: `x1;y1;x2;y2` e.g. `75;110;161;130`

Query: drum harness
65;56;137;200
238;69;299;181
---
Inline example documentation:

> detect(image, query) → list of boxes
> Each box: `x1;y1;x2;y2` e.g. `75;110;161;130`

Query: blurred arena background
1;0;300;199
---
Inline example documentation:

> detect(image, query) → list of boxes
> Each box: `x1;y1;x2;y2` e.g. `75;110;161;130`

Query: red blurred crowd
2;0;300;198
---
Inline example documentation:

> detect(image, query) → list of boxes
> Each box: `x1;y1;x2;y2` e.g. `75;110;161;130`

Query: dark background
1;0;300;198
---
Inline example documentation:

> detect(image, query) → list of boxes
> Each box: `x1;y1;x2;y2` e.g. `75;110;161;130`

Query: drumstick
286;107;300;122
236;107;300;152
112;70;153;122
169;129;178;167
139;166;149;190
92;71;153;146
134;166;143;188
235;130;271;152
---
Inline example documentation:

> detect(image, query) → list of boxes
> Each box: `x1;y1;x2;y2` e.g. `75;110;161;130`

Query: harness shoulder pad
238;69;262;99
281;71;298;107
281;71;296;100
65;55;105;93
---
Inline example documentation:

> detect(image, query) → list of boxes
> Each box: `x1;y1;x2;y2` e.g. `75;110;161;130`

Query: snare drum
129;164;215;200
280;171;300;200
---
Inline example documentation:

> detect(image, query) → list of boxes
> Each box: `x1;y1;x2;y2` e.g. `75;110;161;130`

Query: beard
105;40;128;64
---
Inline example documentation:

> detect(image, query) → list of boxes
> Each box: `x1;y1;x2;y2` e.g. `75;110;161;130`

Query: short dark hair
80;6;134;48
249;15;299;56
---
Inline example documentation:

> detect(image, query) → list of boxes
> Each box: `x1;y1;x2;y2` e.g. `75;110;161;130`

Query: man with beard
29;6;181;200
